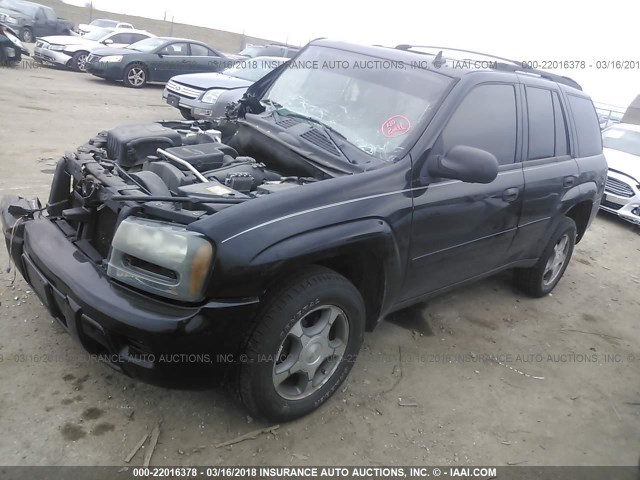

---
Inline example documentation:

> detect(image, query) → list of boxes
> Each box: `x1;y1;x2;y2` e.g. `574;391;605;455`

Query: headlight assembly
6;16;18;25
201;88;225;104
107;217;214;302
101;55;123;62
48;44;65;51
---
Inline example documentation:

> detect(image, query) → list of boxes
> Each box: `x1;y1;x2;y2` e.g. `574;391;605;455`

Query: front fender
254;218;401;273
208;218;404;313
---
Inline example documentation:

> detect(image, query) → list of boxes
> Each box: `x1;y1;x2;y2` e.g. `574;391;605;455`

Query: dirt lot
0;61;639;468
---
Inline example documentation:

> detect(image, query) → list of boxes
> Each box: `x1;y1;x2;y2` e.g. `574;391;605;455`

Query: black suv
0;0;73;42
1;40;606;421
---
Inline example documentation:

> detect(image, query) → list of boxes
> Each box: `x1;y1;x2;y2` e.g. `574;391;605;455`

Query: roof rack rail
394;44;582;91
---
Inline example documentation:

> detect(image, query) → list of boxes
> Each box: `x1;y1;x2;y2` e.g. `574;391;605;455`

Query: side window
526;87;555;160
130;33;149;43
43;7;56;22
190;44;216;56
439;84;517;165
552;92;569;156
568;95;603;157
35;8;45;23
109;33;131;44
159;43;188;56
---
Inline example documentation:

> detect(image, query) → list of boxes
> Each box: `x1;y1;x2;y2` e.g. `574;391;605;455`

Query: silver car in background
163;56;287;121
601;123;640;224
34;27;153;71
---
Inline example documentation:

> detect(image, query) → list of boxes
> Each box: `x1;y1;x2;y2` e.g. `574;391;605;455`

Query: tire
514;217;577;297
70;51;89;72
239;266;365;421
123;63;147;88
180;108;194;120
19;27;33;43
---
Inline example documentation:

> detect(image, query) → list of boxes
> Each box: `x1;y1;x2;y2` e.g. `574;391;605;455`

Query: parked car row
34;27;153;71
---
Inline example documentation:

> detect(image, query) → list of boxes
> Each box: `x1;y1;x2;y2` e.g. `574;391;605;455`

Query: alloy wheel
127;67;146;87
542;233;570;287
76;54;88;72
272;305;349;400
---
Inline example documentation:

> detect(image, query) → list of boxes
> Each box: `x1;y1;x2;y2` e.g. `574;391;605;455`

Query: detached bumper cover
1;199;259;384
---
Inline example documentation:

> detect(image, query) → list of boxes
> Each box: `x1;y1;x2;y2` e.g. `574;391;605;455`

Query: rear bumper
1;197;260;385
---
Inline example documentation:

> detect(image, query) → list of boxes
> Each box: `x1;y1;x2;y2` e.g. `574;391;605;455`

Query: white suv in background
77;18;134;35
601;123;640;224
34;27;153;72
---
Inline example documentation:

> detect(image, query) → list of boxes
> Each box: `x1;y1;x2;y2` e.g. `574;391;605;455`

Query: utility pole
88;0;93;22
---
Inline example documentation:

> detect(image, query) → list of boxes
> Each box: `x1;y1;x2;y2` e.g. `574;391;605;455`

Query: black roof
309;39;582;91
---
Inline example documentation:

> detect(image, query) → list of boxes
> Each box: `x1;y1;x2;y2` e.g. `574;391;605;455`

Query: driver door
153;42;191;82
402;82;525;301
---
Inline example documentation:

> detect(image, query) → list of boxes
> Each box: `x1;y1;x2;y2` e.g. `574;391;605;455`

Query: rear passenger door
403;82;525;300
510;80;579;260
189;43;225;73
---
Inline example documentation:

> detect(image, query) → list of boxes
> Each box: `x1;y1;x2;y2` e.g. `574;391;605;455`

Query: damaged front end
0;119;319;383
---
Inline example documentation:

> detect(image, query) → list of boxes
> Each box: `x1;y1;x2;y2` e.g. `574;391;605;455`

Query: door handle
502;187;520;202
563;176;576;188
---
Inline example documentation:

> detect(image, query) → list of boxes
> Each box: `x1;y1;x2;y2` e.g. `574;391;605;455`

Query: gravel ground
0;61;639;467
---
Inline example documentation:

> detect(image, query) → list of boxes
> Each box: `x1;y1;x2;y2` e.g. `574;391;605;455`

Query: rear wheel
123;63;147;88
238;266;365;421
70;51;89;72
514;217;577;297
19;27;33;43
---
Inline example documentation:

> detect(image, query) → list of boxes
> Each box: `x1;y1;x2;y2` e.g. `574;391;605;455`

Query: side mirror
428;145;499;184
102;38;113;45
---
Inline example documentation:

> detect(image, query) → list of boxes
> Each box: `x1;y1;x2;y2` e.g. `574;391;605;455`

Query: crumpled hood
170;72;251;90
39;35;97;46
603;147;640;183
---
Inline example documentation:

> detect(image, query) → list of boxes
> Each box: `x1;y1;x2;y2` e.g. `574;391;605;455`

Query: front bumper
85;59;123;80
33;45;71;66
162;87;231;122
1;197;260;385
600;171;640;225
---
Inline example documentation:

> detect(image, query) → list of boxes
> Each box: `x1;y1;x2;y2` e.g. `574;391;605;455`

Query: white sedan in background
77;18;134;36
34;27;153;72
601;123;640;224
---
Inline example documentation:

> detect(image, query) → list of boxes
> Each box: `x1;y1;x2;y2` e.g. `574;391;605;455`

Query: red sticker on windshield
381;115;411;138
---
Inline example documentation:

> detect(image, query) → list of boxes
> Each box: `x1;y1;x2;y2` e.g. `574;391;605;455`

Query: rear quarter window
567;95;602;157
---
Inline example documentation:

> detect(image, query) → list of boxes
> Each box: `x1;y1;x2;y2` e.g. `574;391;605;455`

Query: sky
63;0;640;109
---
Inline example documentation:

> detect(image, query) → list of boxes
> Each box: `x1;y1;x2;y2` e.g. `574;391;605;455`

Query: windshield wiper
275;109;355;164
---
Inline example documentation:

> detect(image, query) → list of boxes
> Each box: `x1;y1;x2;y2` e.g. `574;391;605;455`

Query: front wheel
238;266;365;421
70;51;89;72
514;217;577;297
123;63;147;88
19;27;33;43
